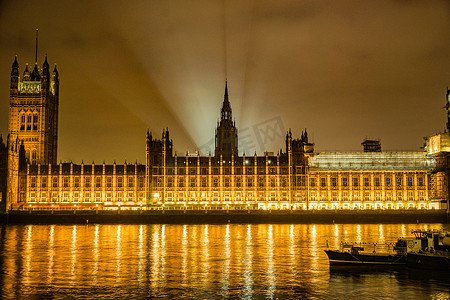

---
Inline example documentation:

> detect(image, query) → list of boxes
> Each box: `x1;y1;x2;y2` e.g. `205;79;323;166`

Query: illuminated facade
1;55;449;212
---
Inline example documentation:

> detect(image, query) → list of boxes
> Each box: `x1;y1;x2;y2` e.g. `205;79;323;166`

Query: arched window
26;114;32;131
31;150;37;164
20;114;25;130
33;114;39;130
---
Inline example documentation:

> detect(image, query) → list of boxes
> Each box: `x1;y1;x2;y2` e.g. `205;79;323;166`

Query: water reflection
242;224;253;298
93;225;99;284
0;224;448;299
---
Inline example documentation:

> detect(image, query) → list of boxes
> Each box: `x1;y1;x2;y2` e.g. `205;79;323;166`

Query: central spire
221;81;232;121
215;81;238;159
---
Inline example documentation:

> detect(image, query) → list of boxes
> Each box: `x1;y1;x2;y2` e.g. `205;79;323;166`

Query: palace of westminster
1;50;450;212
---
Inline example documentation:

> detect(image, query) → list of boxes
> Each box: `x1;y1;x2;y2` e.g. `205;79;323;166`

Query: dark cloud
0;0;449;162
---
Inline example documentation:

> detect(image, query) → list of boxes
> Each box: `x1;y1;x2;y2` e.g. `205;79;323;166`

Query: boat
324;243;407;266
324;233;423;267
406;230;450;271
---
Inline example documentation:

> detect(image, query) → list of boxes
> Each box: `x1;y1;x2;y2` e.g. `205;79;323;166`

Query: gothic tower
146;128;172;203
8;53;59;165
215;82;238;160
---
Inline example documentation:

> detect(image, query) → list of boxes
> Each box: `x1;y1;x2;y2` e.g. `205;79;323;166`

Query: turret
51;65;59;96
163;128;173;158
41;55;50;90
23;64;30;81
52;64;59;81
10;56;19;90
30;63;40;81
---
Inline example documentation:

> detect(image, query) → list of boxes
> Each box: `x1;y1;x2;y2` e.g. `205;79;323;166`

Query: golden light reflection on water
47;225;54;286
93;225;99;284
24;226;32;285
116;225;121;282
71;225;77;283
0;223;449;299
243;224;253;298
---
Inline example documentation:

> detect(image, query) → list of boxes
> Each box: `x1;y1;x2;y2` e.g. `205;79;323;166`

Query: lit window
128;177;134;188
258;176;264;187
271;178;276;187
418;177;424;186
52;177;58;188
408;177;413;187
247;178;253;187
106;177;112;187
386;177;391;187
95;177;101;187
30;177;36;188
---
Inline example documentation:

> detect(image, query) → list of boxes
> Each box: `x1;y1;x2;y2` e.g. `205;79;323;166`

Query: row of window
29;176;145;188
163;191;288;198
308;176;424;187
162;176;289;188
28;174;426;189
310;191;426;201
29;191;143;202
159;167;290;176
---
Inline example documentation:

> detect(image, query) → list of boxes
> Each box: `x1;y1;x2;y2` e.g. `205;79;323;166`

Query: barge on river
324;233;423;266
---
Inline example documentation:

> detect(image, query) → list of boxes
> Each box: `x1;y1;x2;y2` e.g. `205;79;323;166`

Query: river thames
0;223;449;299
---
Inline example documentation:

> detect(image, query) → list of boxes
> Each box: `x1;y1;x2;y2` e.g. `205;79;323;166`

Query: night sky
0;0;449;163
